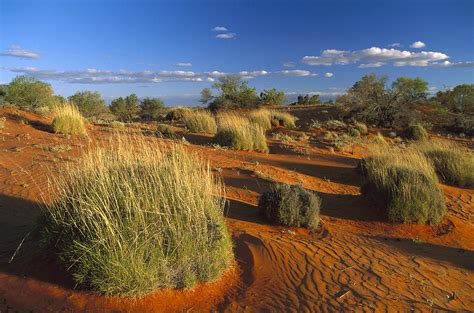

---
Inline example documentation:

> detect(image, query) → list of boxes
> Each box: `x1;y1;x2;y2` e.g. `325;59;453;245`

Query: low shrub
273;133;295;144
165;107;192;121
360;145;446;225
215;113;268;153
39;137;233;296
404;124;428;141
183;111;217;134
324;119;347;131
388;131;397;138
419;142;474;187
248;109;272;131
270;111;298;128
156;123;175;136
51;103;87;135
309;119;323;130
354;122;368;135
110;121;126;130
349;128;360;138
258;183;321;230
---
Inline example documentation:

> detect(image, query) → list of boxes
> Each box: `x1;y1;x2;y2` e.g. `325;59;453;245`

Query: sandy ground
0;108;473;312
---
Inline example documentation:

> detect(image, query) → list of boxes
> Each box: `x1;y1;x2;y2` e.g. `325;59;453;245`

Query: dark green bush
258;183;321;230
404;124;428;141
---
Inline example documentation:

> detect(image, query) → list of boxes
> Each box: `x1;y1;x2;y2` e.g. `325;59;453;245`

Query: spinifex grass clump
418;141;474;187
248;109;272;131
258;183;321;230
51;102;87;135
40;137;233;296
270;110;298;128
183;110;217;134
360;144;446;225
404;124;428;141
215;113;269;153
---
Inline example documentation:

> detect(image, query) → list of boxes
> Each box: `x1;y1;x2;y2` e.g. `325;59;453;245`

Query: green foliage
6;76;56;110
183;111;217;134
140;97;164;120
392;77;429;100
404;124;428;141
349;128;360;137
208;75;261;110
40;140;233;296
260;88;286;105
293;94;320;106
110;94;140;121
200;88;213;104
324;119;347;130
354;122;368;134
433;84;474;114
258;183;321;230
68;91;105;118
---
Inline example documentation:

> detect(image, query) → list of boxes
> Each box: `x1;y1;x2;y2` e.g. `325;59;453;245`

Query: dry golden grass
51;102;87;135
183;110;217;134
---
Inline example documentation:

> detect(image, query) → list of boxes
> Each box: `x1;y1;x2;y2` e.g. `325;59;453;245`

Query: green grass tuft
183;110;217;134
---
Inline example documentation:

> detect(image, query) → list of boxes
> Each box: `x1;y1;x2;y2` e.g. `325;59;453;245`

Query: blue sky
1;0;473;105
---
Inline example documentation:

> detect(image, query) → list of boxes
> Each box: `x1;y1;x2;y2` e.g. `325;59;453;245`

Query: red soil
0;108;473;312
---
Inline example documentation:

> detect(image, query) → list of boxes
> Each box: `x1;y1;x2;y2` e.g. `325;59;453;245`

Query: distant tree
200;87;213;104
309;94;320;105
139;97;164;119
434;84;474;114
392;77;428;102
297;95;304;105
68;91;105;117
6;76;55;109
110;94;140;121
0;85;8;107
303;95;309;104
208;75;260;110
260;88;286;105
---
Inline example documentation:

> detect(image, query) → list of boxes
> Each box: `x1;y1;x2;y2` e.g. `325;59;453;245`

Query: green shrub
51;103;87;135
325;119;347;131
156;123;175;136
354;122;368;135
165;107;192;121
258;183;321;230
309;119;323;130
349;128;360;137
273;133;295;144
183;111;217;134
361;146;446;225
419;143;474;187
270;111;298;128
404;124;428;141
215;113;268;153
40;138;233;296
388;131;397;138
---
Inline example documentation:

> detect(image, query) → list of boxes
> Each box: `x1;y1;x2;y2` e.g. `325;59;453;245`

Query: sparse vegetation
270;110;298;128
40;137;233;296
354;122;368;135
183;110;217;134
110;121;126;130
215;113;268;153
404;124;429;141
156;123;175;136
259;183;321;230
51;103;87;135
324;119;347;131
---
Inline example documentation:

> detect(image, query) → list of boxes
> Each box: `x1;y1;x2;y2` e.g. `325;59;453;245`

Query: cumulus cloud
410;41;426;48
358;62;386;68
7;67;317;84
175;62;192;67
430;60;474;68
0;45;40;59
216;32;236;39
324;72;333;78
302;46;448;67
212;26;228;32
283;61;296;67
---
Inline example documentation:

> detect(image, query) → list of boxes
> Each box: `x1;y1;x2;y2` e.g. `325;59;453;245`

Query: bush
360;146;446;225
51;103;87;135
270;111;298;128
354;122;368;134
248;109;272;131
324;119;347;131
388;131;397;138
39;137;233;296
183;111;217;134
309;119;323;130
349;128;360;137
215;113;268;153
404;124;428;141
419;142;474;187
165;107;192;121
156;123;175;136
110;121;126;130
258;183;321;230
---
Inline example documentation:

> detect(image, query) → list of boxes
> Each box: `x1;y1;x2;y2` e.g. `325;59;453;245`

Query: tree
260;88;286;105
208;75;260;110
200;88;213;104
297;95;304;105
110;94;140;121
392;77;428;101
309;94;320;105
6;76;55;109
140;97;164;119
68;91;105;117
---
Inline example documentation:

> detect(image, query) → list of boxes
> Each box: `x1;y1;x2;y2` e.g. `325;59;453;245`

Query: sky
1;0;473;105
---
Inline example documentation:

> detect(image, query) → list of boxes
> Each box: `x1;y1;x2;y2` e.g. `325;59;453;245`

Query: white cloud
430;60;474;68
324;72;333;78
277;70;316;77
212;26;228;32
283;61;296;67
0;45;40;59
302;46;448;67
216;33;236;39
410;41;426;48
388;43;402;48
358;62;386;68
175;62;192;67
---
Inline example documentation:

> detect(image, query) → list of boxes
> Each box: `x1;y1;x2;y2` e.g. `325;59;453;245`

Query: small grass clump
183;110;217;134
110;121;126;130
215;113;269;153
360;145;446;225
248;109;272;131
418;142;474;187
156;123;175;136
404;124;428;141
324;119;347;131
0;116;5;130
51;103;87;135
354;122;368;135
39;137;233;297
258;183;321;230
165;107;192;121
349;128;361;138
270;111;298;128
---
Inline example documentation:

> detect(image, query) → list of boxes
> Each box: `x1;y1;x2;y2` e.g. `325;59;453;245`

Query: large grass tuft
215;113;269;153
360;144;446;225
248;109;272;131
51;103;87;135
258;183;321;230
404;124;428;141
40;136;233;296
269;110;298;128
183;110;217;134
